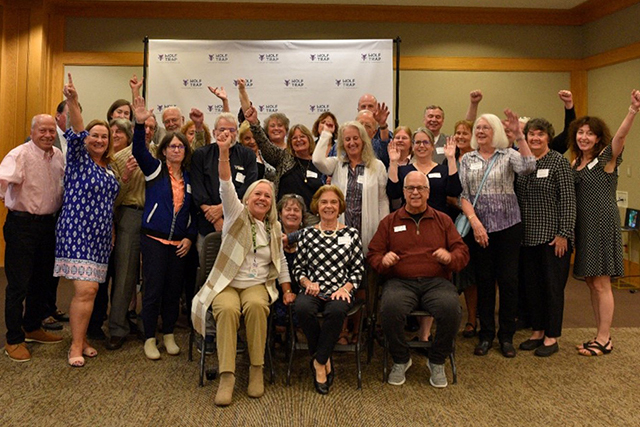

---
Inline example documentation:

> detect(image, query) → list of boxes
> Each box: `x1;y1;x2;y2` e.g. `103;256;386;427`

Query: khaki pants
211;285;269;373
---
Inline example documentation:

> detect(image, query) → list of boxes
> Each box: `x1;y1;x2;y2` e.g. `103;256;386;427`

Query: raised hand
208;86;227;101
374;102;390;126
130;74;143;92
237;78;246;91
504;109;523;140
133;96;154;124
631;89;640;111
387;139;400;163
443;136;456;160
470;90;483;104
244;106;259;125
322;119;335;135
189;108;204;130
63;73;78;102
558;90;573;109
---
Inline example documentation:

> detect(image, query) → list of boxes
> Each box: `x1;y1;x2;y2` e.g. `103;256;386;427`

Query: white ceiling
87;0;589;10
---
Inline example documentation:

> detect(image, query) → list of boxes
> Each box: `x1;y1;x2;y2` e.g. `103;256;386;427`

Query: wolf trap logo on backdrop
233;79;254;88
283;79;305;89
360;52;382;62
182;78;203;89
335;78;356;89
258;53;279;63
309;104;331;114
157;53;179;63
258;104;279;113
207;105;225;114
207;53;229;63
309;53;331;63
156;104;177;113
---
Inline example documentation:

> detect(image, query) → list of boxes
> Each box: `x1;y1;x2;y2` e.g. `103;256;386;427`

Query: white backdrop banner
148;39;393;131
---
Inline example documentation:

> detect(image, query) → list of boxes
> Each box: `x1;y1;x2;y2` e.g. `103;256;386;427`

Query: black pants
295;293;351;365
380;277;461;365
519;242;571;338
4;212;56;344
140;234;187;339
472;222;522;344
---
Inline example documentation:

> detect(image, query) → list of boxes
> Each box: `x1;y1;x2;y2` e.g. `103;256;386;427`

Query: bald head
162;107;183;132
30;114;57;152
358;93;378;113
356;110;377;139
403;171;430;213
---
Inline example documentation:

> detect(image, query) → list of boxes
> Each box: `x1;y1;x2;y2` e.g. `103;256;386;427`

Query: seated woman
191;127;291;407
131;97;196;360
292;185;364;395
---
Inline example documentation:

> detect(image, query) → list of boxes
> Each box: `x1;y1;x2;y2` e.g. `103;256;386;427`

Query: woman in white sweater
312;120;389;255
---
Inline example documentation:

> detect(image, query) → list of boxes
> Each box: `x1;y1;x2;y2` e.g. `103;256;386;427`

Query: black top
277;158;323;209
190;142;258;236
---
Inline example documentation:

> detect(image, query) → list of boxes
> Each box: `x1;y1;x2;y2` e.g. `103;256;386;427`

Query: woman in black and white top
292;185;364;395
515;118;576;357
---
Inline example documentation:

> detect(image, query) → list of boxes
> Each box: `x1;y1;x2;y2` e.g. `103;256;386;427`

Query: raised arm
208;85;230;113
465;90;483;122
608;89;640;170
312;131;339;176
131;96;160;176
130;74;143;103
550;90;576;153
63;73;84;133
374;102;390;142
237;78;251;113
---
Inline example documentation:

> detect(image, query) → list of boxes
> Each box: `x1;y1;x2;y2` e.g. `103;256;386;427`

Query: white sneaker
427;360;448;388
163;334;180;355
387;358;412;385
144;338;161;360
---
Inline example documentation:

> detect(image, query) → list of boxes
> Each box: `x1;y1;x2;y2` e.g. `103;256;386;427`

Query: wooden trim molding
46;0;640;26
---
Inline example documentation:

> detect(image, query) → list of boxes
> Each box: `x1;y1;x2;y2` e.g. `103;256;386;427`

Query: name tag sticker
357;175;364;185
235;172;245;183
470;162;482;170
587;158;598;170
338;236;351;245
394;225;407;232
428;172;441;178
235;165;244;171
436;147;445;154
186;183;192;193
536;169;549;178
306;170;318;179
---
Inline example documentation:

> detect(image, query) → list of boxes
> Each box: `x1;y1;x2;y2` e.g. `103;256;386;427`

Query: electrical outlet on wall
617;190;628;208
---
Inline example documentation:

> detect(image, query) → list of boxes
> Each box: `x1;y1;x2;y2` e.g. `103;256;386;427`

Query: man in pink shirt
1;114;65;362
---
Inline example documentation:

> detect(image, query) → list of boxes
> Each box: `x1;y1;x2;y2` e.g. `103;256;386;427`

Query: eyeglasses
217;127;237;133
168;144;185;151
413;140;432;146
475;125;492;132
403;185;429;193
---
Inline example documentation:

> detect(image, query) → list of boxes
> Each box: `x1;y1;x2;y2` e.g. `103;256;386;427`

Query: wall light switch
617;190;628;208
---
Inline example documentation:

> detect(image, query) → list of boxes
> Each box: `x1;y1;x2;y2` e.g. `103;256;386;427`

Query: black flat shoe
535;342;559;357
500;342;516;358
462;322;477;338
519;338;544;351
326;357;334;388
310;358;328;395
474;340;492;356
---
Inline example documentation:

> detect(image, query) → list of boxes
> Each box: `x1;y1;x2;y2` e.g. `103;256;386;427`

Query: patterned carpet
1;326;639;426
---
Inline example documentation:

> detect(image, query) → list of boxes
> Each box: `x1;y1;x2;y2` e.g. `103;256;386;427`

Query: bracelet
379;124;389;130
342;287;351;294
468;214;476;220
630;106;639;115
284;289;292;294
218;158;230;162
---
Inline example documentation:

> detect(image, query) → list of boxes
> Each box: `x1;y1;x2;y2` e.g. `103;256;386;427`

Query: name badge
357;175;364;184
470;162;482;170
186;183;192;193
306;170;318;179
428;172;441;179
436;147;445;154
587;158;598;170
536;169;549;178
393;225;407;232
338;236;351;246
235;172;245;183
234;165;244;171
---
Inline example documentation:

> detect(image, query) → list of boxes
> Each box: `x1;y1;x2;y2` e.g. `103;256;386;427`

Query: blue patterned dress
54;129;119;282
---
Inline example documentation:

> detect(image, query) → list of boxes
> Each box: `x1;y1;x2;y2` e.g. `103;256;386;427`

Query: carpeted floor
1;270;639;426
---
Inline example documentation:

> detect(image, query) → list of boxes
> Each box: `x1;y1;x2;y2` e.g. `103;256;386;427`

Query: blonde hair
242;179;278;225
336;121;377;168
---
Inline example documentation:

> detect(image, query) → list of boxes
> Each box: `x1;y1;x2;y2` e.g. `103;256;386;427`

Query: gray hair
470;114;509;150
403;170;429;188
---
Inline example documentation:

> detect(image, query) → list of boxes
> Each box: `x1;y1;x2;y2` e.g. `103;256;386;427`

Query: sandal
578;340;613;357
462;322;477;338
68;349;85;368
83;346;98;358
337;330;349;346
576;338;596;350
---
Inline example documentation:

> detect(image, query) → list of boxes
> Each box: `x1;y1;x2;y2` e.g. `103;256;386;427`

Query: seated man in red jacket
368;171;469;388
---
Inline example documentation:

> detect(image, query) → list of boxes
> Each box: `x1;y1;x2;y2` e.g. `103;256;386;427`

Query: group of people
2;70;639;406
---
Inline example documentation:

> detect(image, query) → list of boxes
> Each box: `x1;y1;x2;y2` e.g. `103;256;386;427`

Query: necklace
318;222;339;237
296;157;310;183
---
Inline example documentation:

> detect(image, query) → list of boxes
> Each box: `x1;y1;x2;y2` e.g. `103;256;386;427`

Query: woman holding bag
459;110;536;358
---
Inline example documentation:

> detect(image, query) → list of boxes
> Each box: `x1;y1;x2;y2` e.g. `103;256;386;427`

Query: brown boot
24;328;62;344
214;372;235;406
4;343;31;362
247;365;264;398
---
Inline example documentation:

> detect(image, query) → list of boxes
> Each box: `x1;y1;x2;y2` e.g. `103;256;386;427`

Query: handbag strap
471;153;499;208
